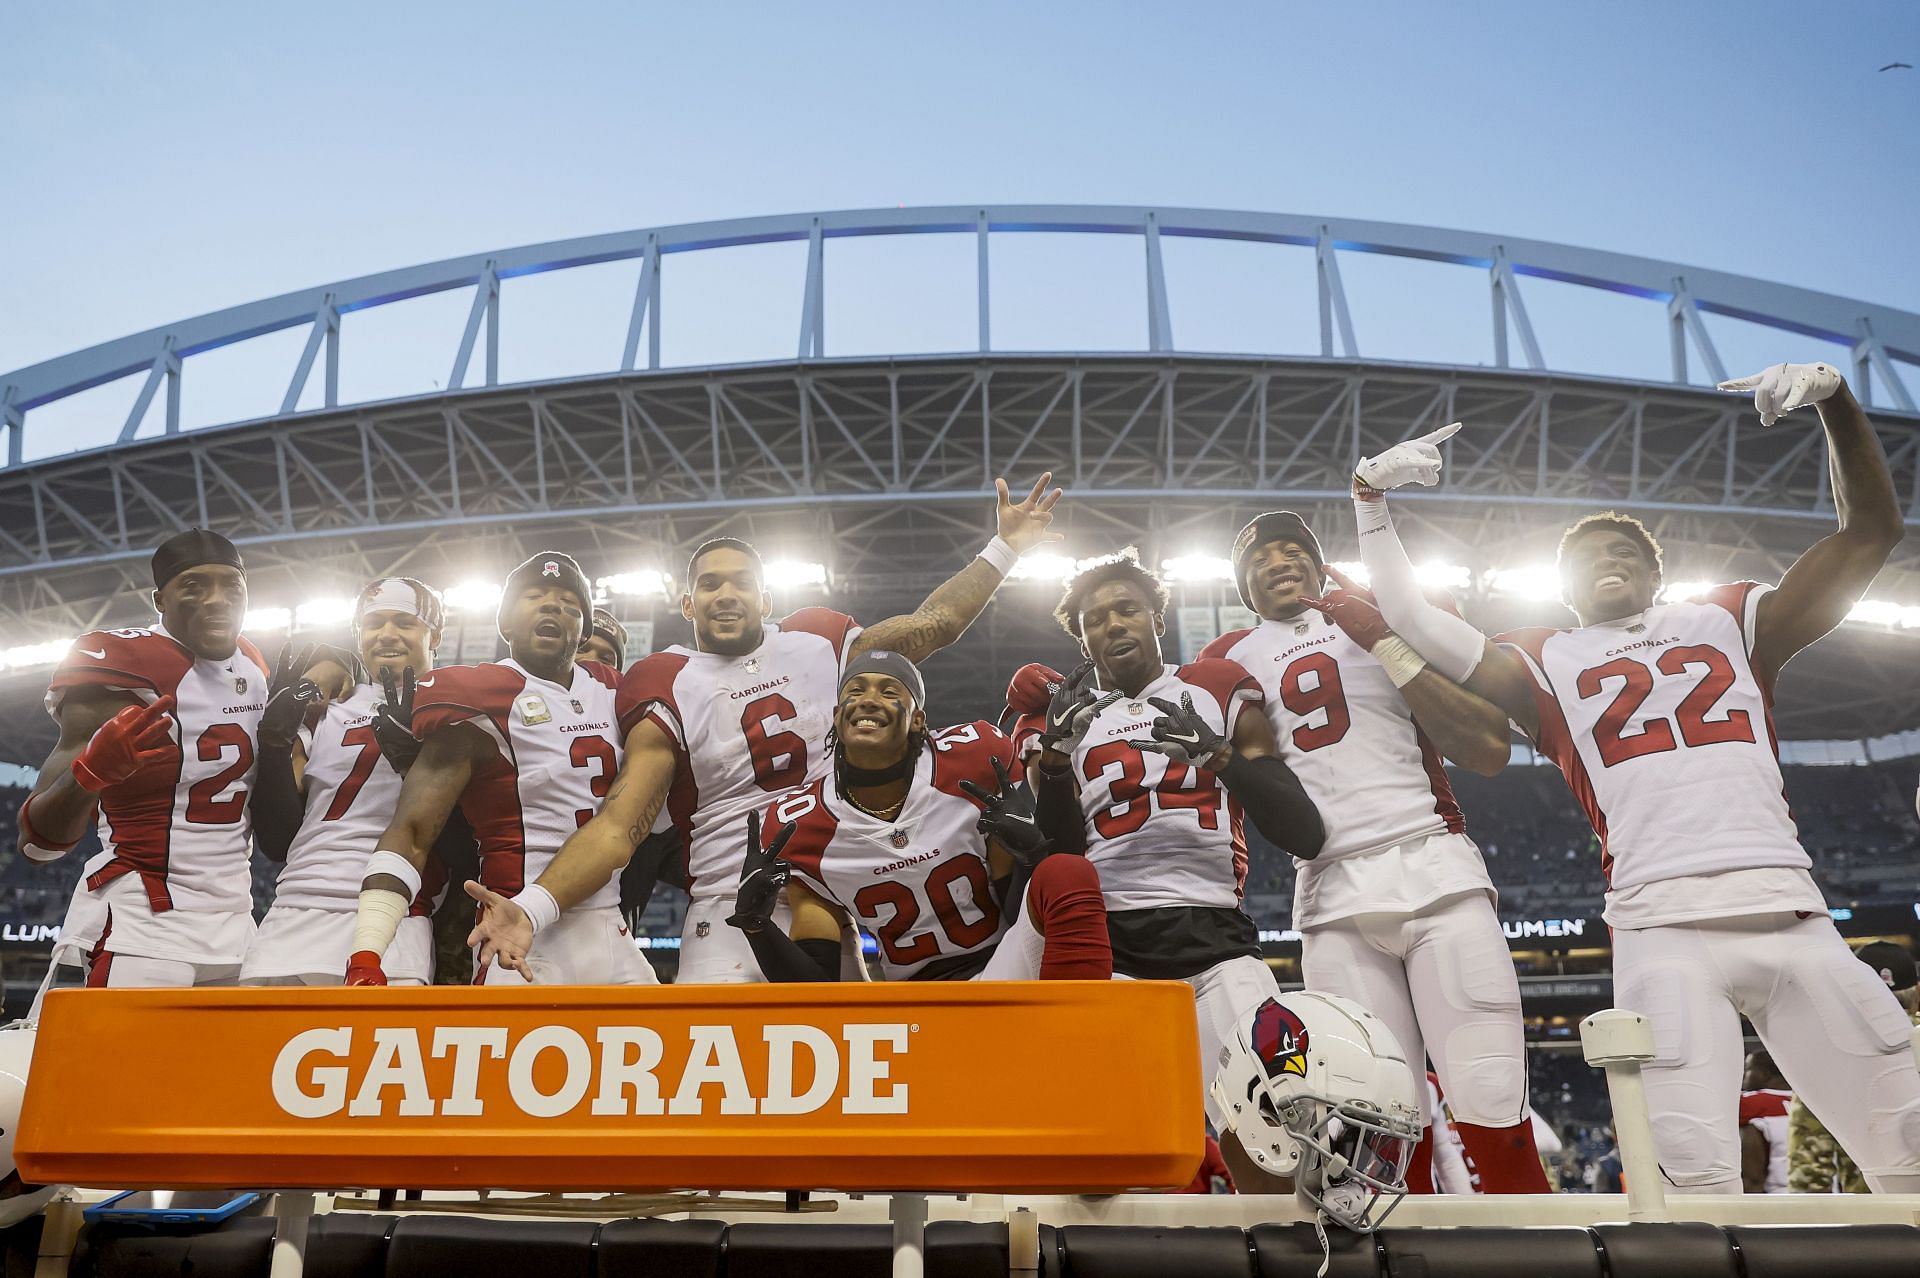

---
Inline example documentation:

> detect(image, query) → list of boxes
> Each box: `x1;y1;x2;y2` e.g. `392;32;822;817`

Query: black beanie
152;528;244;591
1230;511;1325;609
498;552;592;635
585;606;629;667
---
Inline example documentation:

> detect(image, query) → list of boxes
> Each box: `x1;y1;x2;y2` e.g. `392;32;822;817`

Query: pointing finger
1322;562;1362;593
1419;421;1462;447
1717;374;1765;392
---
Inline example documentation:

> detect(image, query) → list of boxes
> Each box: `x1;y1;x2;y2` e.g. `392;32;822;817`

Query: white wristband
516;883;562;936
364;848;423;899
1371;634;1430;689
977;535;1019;575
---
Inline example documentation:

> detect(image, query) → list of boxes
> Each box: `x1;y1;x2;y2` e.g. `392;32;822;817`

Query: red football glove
1299;564;1391;651
344;950;388;986
1002;662;1063;720
71;696;177;793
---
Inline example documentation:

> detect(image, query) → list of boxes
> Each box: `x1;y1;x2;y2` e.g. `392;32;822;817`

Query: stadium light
1848;599;1920;630
2;639;73;672
444;580;504;612
244;607;293;633
1160;555;1235;584
1487;565;1562;601
295;597;356;629
596;570;671;600
762;560;828;590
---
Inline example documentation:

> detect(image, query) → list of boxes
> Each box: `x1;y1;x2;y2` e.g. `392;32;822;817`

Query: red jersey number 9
1278;651;1351;752
742;693;808;791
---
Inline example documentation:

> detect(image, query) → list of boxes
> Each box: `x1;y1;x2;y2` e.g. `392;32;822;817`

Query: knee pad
1435;1019;1528;1126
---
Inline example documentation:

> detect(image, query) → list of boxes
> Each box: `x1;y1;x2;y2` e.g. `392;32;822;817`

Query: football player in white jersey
465;474;1066;984
1345;363;1920;1193
16;529;278;988
242;578;463;985
1021;552;1324;1125
348;551;657;986
725;650;1112;983
1203;511;1551;1193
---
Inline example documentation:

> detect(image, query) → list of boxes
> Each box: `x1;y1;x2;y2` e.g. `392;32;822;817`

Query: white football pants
1614;911;1920;1193
1300;890;1528;1127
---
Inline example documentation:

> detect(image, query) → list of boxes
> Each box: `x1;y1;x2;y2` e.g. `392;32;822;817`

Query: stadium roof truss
0;206;1916;751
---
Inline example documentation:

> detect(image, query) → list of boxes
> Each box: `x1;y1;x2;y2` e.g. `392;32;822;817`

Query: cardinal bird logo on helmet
1250;998;1310;1078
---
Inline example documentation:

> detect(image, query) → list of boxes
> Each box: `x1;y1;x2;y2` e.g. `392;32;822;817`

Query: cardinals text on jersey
616;609;861;902
773;721;1014;980
1206;610;1489;928
411;658;624;912
1057;660;1264;913
48;624;270;917
1497;582;1805;898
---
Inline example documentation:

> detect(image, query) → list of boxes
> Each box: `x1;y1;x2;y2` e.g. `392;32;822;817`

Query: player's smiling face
155;564;247;661
1246;537;1324;619
360;608;434;680
503;584;585;670
836;672;923;768
1561;527;1660;624
1079;580;1166;692
683;547;771;656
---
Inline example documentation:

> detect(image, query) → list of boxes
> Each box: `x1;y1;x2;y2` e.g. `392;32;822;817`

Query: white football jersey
1740;1088;1793;1193
48;623;270;914
1206;612;1488;927
617;609;860;901
1029;660;1264;913
412;657;624;911
270;684;447;915
773;722;1013;980
1499;582;1806;896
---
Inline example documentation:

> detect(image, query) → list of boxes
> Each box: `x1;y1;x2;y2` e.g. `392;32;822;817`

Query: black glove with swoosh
1128;692;1228;770
958;755;1055;867
372;665;423;772
1038;660;1122;756
727;811;795;934
258;643;322;752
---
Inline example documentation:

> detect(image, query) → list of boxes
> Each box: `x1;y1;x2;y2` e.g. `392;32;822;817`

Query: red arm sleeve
616;651;690;740
780;607;861;662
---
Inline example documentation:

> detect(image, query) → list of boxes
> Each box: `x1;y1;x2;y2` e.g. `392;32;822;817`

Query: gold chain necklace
848;790;906;821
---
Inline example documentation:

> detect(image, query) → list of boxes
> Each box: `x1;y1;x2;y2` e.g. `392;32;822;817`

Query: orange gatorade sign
19;981;1200;1193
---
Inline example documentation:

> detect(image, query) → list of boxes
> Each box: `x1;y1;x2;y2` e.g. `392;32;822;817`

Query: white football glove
1717;362;1843;428
1354;421;1461;492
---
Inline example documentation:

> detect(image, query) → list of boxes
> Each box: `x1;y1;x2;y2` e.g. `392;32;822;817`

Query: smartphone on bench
83;1190;261;1225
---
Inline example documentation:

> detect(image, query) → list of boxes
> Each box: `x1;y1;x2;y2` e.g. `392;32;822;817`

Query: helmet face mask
1210;992;1421;1234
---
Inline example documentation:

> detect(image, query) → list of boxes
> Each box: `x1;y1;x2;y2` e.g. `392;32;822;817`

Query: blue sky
3;1;1917;457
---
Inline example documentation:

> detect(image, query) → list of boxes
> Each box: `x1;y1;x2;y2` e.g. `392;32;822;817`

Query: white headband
359;578;435;625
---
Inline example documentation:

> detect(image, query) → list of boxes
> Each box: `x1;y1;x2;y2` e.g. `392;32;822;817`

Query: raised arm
851;473;1062;663
16;689;136;859
1301;567;1515;775
463;717;678;977
1718;365;1906;683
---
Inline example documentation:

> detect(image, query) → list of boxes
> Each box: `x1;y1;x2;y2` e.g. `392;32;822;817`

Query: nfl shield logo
1628;623;1647;634
569;698;583;714
744;657;761;674
542;561;561;578
1127;701;1146;716
234;676;248;695
695;920;711;938
889;829;910;849
1294;622;1310;636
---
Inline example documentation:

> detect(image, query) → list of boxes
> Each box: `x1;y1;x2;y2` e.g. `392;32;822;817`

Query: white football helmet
0;1027;57;1228
1211;992;1420;1232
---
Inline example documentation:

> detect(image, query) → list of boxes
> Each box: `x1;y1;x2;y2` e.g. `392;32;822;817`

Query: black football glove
957;755;1055;867
1128;692;1228;769
727;811;794;934
1038;660;1121;756
371;665;422;772
259;643;323;751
